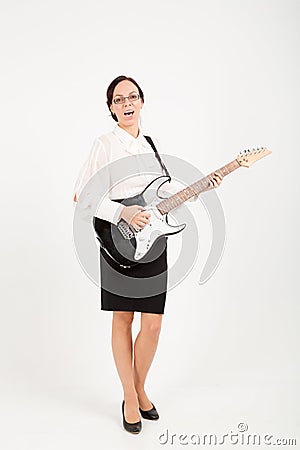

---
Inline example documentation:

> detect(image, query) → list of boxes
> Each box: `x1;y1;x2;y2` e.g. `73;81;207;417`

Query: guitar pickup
117;219;135;239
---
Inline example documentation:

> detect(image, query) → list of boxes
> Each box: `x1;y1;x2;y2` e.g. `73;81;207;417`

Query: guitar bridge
117;219;135;239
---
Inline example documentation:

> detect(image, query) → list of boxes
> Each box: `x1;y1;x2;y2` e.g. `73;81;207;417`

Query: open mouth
124;110;134;116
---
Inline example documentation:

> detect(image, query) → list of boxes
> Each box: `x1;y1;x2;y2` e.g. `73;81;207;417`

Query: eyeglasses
112;93;140;105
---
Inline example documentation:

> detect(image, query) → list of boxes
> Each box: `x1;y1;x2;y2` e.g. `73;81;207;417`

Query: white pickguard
133;198;186;261
115;175;187;262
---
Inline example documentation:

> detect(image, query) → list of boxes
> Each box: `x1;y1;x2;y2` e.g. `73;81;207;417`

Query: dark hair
106;75;144;122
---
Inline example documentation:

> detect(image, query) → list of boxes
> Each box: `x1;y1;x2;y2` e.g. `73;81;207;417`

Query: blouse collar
113;124;144;147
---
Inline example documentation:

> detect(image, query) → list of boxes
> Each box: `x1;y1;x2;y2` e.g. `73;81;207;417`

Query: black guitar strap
144;135;171;178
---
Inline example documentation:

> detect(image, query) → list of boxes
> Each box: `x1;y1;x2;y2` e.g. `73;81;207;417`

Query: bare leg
133;312;163;410
111;311;140;423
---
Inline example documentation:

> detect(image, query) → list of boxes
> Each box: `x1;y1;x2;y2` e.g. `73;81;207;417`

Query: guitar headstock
237;147;272;167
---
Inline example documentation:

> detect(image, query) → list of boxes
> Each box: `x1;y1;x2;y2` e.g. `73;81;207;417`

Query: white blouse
73;125;197;224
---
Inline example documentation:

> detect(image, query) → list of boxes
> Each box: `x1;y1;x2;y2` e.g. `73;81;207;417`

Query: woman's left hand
208;171;223;189
194;171;223;199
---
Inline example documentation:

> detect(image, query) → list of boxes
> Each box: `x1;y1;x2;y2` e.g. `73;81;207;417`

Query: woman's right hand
120;205;151;231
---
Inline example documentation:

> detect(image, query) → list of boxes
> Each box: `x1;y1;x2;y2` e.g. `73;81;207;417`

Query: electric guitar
93;147;272;268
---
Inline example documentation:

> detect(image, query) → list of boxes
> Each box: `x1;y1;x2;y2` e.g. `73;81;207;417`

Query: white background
0;0;299;449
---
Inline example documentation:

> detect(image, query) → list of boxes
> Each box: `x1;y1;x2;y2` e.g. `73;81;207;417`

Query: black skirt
99;237;168;315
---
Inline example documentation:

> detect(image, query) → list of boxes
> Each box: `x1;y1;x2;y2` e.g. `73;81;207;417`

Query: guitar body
93;176;186;268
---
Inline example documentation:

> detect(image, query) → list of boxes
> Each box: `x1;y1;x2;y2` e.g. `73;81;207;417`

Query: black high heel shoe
139;402;159;420
122;400;142;434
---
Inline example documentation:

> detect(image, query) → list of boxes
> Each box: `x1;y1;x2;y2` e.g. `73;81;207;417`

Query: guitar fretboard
156;159;241;215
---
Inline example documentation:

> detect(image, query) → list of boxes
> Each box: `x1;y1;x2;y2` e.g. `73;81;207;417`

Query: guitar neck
157;159;241;215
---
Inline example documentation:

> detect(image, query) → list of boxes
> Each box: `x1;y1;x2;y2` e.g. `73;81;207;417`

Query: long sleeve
73;138;125;225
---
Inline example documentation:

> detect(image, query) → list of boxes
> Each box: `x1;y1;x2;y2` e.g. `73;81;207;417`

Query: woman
73;75;223;434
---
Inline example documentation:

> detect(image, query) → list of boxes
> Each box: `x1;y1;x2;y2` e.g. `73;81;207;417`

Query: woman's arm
73;137;125;225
